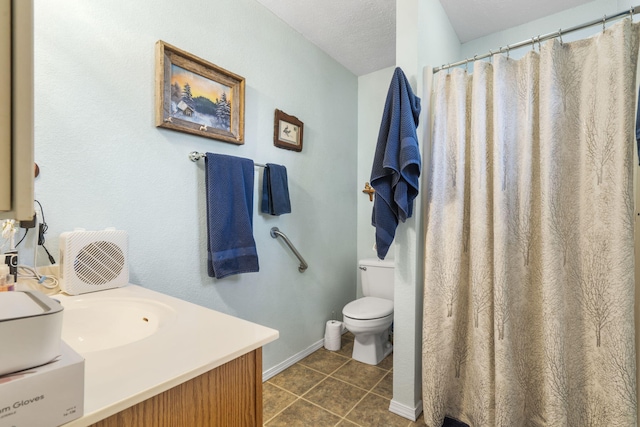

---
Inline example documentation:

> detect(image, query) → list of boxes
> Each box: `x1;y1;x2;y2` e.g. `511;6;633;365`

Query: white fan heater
59;229;129;295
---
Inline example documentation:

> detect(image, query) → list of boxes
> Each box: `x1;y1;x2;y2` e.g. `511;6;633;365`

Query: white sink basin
60;296;177;353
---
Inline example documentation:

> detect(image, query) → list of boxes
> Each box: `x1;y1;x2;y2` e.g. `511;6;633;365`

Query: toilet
342;258;394;365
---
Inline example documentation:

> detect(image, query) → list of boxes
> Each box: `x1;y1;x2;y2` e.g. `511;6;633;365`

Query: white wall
31;0;358;373
392;0;462;420
357;65;395;280
354;0;462;420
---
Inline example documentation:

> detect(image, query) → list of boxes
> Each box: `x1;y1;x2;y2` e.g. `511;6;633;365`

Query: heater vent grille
74;241;125;285
59;229;129;295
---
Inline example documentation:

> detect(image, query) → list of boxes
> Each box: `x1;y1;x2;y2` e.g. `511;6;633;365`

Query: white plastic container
0;290;63;376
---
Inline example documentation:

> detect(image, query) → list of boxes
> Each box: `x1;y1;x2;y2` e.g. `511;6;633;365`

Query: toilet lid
343;297;393;320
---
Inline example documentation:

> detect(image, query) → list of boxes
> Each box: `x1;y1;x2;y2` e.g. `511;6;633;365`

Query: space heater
58;228;129;295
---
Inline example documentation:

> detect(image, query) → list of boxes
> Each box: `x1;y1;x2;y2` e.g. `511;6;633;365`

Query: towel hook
362;182;375;201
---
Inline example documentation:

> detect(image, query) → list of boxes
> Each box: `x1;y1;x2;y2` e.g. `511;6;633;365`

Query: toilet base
351;328;393;365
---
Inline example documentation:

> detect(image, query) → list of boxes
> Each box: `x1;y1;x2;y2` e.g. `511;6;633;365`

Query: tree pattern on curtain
422;19;639;427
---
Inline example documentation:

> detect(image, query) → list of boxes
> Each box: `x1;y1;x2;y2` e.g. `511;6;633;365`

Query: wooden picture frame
155;40;245;145
273;109;303;152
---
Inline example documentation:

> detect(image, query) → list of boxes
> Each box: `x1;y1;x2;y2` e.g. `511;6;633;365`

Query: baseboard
262;338;325;382
389;399;423;422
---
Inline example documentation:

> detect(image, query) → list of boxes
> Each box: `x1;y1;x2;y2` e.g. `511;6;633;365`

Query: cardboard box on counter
0;342;84;427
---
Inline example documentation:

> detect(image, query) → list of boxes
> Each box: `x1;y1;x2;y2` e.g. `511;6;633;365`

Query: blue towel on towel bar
370;67;421;260
261;163;292;216
205;153;259;279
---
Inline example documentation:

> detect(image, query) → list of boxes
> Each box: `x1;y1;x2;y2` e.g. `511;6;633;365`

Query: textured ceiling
255;0;597;76
254;0;395;76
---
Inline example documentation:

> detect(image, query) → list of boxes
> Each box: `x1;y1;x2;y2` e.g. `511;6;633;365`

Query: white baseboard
389;399;423;422
262;338;325;382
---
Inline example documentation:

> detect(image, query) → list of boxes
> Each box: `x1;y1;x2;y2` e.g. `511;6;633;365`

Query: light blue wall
31;0;358;372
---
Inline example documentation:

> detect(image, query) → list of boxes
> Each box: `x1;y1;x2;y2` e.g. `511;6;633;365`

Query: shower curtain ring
537;35;542;51
603;15;607;32
558;29;563;45
465;59;469;72
531;37;535;51
507;45;510;59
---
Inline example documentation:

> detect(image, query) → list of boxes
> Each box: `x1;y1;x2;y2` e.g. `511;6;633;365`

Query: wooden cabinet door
90;348;263;427
0;0;10;212
0;0;34;221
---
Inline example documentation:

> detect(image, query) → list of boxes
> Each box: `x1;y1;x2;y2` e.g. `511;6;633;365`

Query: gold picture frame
273;109;303;152
155;40;245;144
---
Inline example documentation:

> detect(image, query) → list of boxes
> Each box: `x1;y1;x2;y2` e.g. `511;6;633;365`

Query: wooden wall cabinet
0;0;34;221
88;348;263;427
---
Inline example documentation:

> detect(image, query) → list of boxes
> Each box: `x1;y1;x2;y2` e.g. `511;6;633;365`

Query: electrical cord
17;265;59;290
15;228;28;247
35;199;56;264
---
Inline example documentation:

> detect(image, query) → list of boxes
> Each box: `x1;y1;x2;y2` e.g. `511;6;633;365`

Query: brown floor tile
333;359;387;391
299;348;350;374
263;347;406;426
263;382;298;422
336;340;354;358
336;419;361;426
304;377;367;417
377;352;394;371
408;412;425;426
371;371;393;399
266;399;341;427
342;331;355;341
268;363;327;396
345;393;409;427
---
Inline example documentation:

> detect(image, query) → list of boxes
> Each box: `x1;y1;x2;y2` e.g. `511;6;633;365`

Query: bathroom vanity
55;285;278;427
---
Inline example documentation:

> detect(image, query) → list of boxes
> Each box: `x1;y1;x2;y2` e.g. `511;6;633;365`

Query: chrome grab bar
270;227;308;273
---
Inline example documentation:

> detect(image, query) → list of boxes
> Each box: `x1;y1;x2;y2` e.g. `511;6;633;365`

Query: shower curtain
422;19;639;426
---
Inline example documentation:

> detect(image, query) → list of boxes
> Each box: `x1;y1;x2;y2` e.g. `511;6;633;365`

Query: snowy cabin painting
169;64;232;132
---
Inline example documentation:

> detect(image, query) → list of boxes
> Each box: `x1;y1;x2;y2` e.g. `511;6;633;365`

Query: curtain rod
433;5;639;73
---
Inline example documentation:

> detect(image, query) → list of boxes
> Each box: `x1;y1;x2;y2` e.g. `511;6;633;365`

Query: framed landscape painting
155;41;245;144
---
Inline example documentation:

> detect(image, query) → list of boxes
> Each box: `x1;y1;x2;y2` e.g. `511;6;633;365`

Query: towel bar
189;151;266;168
270;227;308;273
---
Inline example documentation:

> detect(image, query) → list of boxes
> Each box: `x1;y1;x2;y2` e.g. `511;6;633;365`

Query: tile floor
263;332;425;426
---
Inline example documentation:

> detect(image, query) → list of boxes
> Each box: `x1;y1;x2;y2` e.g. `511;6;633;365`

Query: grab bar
270;227;308;273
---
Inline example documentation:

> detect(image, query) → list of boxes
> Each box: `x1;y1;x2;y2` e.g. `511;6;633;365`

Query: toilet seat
343;297;393;320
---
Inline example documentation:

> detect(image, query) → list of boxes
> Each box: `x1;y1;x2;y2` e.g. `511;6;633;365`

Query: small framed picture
273;109;303;152
155;40;245;145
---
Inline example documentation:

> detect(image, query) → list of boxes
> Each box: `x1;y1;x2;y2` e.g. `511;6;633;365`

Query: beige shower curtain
423;19;639;426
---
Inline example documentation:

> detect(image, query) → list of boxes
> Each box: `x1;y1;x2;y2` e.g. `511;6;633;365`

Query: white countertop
54;285;279;426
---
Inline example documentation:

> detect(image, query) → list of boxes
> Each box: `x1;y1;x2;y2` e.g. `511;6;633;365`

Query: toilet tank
359;258;394;301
